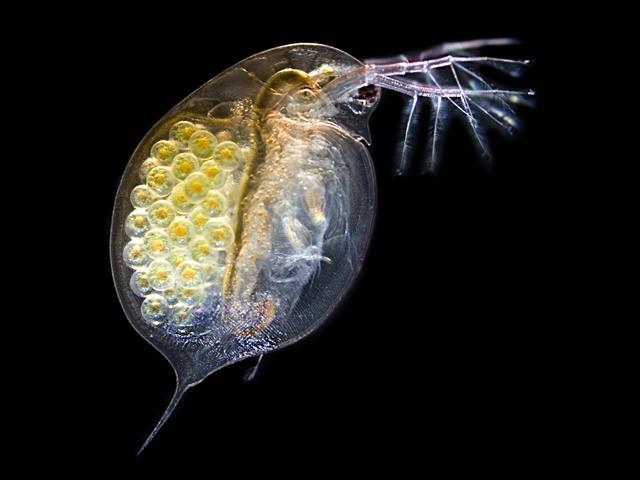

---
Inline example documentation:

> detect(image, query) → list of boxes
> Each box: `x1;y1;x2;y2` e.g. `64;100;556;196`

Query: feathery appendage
366;39;534;174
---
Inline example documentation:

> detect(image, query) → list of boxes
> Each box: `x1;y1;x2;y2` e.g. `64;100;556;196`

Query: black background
47;4;575;469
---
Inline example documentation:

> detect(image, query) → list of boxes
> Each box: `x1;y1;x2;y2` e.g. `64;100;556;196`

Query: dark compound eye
354;85;381;107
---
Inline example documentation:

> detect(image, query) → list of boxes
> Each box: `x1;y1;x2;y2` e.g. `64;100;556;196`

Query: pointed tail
137;378;191;455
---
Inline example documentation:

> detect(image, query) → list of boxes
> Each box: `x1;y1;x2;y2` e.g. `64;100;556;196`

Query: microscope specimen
110;42;533;452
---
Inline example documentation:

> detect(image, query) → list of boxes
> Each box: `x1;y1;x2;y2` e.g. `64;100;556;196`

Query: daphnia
110;42;533;453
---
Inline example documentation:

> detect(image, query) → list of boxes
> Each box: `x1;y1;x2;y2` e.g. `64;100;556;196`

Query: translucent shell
110;44;378;452
113;34;533;449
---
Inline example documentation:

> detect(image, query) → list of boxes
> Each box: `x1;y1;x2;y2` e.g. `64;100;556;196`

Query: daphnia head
249;46;380;144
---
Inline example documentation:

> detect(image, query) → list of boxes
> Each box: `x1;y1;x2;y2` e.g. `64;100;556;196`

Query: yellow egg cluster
123;120;243;328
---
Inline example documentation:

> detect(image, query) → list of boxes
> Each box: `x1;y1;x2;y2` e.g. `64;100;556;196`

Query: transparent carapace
110;42;533;452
